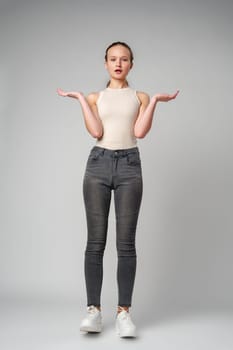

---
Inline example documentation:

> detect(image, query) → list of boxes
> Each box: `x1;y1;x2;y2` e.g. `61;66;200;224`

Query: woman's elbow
135;133;145;139
134;129;146;139
92;129;103;139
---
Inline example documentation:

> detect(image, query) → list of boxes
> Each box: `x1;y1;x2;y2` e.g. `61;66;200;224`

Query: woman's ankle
117;305;129;314
88;305;101;311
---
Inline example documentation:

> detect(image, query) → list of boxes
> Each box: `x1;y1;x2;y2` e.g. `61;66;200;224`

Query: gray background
0;0;233;348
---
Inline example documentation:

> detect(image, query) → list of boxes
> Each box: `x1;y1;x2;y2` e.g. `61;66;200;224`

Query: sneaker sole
80;325;102;333
116;326;137;338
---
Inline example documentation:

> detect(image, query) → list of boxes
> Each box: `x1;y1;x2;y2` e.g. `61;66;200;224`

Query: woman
57;41;179;337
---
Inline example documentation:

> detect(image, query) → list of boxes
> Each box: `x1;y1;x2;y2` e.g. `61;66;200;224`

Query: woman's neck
108;79;128;89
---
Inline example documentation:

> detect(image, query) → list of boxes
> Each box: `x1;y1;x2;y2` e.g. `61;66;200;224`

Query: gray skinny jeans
83;146;143;307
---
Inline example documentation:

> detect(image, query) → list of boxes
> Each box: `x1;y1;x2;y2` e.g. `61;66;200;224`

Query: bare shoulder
86;92;99;105
136;91;150;106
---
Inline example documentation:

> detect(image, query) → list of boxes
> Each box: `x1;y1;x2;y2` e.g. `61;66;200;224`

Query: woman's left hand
153;90;180;102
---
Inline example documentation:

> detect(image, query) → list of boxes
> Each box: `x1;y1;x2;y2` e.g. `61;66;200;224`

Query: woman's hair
105;41;134;63
105;41;134;87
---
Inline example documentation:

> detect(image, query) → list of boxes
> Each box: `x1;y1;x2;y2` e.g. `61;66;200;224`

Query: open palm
57;88;68;96
155;90;179;102
56;88;82;99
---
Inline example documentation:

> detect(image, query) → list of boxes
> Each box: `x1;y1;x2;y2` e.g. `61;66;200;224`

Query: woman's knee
85;240;106;256
116;240;136;257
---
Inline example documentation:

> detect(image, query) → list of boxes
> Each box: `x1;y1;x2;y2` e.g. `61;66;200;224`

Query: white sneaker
80;305;102;333
116;309;137;338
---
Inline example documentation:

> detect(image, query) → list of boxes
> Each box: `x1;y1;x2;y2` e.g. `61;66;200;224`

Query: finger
171;92;178;99
57;88;64;95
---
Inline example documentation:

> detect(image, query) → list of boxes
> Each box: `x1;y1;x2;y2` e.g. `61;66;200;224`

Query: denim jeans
82;146;143;307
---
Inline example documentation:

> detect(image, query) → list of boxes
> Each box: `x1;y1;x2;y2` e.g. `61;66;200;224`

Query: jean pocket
88;148;104;161
127;152;141;166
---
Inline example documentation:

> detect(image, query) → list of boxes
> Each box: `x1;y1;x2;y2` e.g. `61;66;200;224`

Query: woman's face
105;45;133;81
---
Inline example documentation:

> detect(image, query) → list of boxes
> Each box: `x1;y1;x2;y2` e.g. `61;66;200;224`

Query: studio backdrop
0;0;232;318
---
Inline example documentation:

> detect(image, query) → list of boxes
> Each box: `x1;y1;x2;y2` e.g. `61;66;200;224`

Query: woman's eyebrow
109;55;129;58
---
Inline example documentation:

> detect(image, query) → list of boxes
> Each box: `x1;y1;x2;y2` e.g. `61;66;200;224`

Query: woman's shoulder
86;91;101;104
136;90;150;105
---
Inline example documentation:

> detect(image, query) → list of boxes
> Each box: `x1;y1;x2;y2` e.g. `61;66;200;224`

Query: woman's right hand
56;88;83;99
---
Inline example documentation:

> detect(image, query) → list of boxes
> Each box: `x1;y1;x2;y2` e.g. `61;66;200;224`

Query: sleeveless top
95;87;140;150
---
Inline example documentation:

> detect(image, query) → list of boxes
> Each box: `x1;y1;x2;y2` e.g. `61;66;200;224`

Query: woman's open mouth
115;69;122;74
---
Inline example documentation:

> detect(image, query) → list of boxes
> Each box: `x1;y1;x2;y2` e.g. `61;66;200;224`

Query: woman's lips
115;69;122;73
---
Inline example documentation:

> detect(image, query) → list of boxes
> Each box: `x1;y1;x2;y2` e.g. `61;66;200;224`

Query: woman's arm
134;90;180;138
57;88;103;139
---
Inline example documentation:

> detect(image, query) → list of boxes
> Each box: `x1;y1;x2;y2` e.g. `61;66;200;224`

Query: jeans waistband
92;146;139;158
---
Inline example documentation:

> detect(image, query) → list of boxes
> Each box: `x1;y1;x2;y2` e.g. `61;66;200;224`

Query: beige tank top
95;87;140;150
